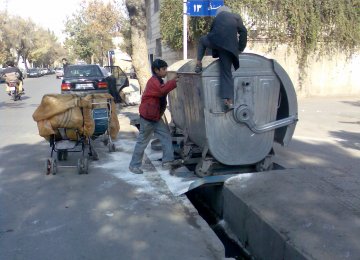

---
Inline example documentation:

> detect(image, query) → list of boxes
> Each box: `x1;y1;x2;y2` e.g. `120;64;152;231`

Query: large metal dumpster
167;53;298;176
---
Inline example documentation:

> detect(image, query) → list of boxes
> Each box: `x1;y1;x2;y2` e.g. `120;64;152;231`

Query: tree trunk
125;0;151;93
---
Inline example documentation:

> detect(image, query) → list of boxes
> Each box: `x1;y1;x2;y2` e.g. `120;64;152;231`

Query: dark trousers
107;77;121;103
197;35;234;100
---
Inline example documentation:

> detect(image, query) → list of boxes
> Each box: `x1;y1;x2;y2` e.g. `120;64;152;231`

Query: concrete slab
223;168;360;260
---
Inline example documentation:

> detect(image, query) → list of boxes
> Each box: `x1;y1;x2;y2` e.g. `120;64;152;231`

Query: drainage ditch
186;184;253;260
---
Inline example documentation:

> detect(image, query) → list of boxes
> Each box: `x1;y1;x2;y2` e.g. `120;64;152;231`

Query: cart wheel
45;158;57;175
83;158;89;174
103;136;109;146
90;149;99;161
52;159;58;175
109;143;116;153
62;150;68;160
57;151;63;161
45;158;52;175
77;158;89;174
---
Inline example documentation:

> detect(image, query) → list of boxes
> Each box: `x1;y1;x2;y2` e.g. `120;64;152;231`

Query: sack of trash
32;93;119;140
4;72;20;83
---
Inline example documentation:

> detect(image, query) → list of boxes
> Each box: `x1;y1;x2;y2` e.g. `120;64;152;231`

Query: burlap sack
4;72;20;83
33;93;119;140
32;94;81;121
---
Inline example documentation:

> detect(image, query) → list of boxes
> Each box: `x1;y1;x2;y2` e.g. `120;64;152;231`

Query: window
154;0;159;13
156;38;162;57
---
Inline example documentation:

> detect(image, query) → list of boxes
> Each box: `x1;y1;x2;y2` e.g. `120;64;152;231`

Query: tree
0;12;12;65
28;29;64;68
64;0;123;65
0;12;65;68
124;0;151;92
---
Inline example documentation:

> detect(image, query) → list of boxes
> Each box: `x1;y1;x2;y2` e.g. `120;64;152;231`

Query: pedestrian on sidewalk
195;5;247;111
129;59;181;174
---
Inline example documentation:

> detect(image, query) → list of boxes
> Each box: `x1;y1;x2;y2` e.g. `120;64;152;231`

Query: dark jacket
207;11;247;70
139;76;177;121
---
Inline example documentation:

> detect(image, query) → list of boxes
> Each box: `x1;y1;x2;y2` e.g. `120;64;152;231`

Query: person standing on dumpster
62;58;69;74
195;5;247;111
129;59;182;174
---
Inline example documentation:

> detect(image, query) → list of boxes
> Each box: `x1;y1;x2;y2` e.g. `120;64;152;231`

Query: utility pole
183;0;187;60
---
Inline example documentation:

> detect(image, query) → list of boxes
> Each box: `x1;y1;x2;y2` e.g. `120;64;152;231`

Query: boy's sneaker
129;166;143;174
195;64;202;73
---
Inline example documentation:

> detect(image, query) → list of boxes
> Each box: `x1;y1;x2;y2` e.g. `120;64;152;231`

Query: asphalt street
0;75;359;260
0;75;225;260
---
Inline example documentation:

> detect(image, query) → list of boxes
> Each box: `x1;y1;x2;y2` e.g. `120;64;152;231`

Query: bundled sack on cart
32;93;120;141
32;94;95;141
82;93;120;140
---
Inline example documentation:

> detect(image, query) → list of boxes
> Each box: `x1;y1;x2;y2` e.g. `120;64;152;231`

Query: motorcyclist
1;60;24;95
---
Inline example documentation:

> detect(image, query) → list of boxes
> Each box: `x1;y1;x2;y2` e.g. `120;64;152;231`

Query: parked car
40;68;50;75
103;65;129;94
61;64;129;102
0;68;5;83
27;68;42;78
55;67;64;79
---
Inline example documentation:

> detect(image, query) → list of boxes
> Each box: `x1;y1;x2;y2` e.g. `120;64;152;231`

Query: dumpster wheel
195;159;214;177
255;154;274;172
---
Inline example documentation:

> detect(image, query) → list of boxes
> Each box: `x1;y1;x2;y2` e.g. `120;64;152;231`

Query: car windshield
28;69;38;72
65;65;103;78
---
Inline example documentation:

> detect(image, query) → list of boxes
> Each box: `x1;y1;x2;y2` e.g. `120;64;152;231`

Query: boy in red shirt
129;59;181;174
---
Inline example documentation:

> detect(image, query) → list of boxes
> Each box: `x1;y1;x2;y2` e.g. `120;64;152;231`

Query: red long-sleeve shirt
139;76;177;121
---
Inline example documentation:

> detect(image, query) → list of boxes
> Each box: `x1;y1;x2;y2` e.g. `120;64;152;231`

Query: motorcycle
2;72;23;101
7;80;22;101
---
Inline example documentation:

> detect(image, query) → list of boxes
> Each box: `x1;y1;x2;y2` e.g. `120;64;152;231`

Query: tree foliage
64;0;124;65
0;11;64;68
160;0;360;65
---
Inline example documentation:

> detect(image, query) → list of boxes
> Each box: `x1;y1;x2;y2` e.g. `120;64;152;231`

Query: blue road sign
187;0;224;17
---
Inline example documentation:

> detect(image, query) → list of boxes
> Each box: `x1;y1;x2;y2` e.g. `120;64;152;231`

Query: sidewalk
90;104;227;260
112;96;360;259
0;104;227;260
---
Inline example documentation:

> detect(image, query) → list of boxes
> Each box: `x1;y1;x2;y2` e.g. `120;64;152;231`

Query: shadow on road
0;134;208;259
341;100;360;107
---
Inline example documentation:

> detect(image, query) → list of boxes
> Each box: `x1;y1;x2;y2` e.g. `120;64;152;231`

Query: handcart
33;93;119;176
45;128;92;175
91;97;116;153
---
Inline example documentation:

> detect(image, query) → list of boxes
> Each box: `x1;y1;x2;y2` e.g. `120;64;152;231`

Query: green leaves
160;0;359;66
63;0;124;65
0;12;63;67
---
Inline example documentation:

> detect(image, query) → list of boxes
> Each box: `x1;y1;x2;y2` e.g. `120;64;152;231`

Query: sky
0;0;85;42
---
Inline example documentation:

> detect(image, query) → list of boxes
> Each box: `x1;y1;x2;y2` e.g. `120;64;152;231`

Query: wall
145;0;359;97
248;43;360;97
146;0;160;62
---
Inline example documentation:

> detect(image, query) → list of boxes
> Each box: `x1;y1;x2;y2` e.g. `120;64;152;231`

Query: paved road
1;75;359;259
275;96;360;174
0;76;224;260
